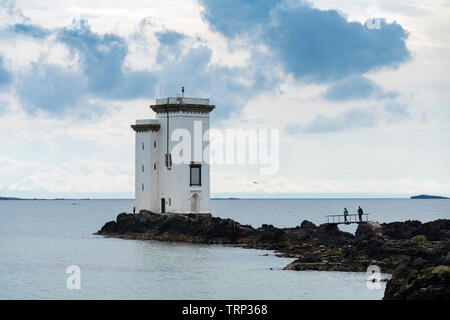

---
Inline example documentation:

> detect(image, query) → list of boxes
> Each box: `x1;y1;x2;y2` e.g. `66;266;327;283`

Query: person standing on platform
358;206;364;222
343;208;349;224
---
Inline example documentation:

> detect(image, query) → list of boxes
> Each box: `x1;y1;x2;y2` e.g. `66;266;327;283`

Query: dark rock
412;257;426;269
299;220;317;230
298;253;322;263
355;221;383;242
97;212;258;243
381;220;422;239
286;229;314;241
256;224;285;241
420;219;450;241
316;223;353;245
381;219;450;241
392;259;411;278
384;266;450;300
444;252;450;265
99;221;118;233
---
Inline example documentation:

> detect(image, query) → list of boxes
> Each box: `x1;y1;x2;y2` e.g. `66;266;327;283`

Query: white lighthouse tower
131;89;214;214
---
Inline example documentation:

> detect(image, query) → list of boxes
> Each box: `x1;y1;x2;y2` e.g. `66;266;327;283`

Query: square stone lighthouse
131;91;214;214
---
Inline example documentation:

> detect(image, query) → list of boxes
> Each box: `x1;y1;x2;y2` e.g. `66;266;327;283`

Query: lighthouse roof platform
131;119;160;132
151;97;215;114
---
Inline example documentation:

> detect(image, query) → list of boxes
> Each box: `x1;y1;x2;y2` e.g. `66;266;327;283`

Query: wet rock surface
96;212;449;300
384;262;450;300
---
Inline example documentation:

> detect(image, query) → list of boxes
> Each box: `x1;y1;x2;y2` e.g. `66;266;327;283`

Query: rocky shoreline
96;211;450;300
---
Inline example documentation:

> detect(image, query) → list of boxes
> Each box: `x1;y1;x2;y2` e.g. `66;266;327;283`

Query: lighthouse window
142;183;144;191
142;164;144;172
142;142;144;150
154;162;156;171
190;164;201;186
154;141;156;148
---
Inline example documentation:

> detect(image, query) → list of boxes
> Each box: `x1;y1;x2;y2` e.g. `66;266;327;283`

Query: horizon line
2;196;448;201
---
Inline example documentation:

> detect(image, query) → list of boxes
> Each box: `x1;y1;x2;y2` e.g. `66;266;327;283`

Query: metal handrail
325;213;370;224
325;213;370;217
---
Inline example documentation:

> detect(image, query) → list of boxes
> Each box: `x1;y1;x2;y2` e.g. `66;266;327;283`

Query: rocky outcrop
97;212;354;246
96;212;450;300
98;211;255;243
384;262;450;300
380;219;450;241
382;239;450;300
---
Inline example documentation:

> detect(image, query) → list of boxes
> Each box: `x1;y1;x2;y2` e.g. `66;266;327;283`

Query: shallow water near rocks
1;198;448;299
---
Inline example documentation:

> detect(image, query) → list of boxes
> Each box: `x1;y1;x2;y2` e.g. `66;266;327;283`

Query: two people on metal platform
343;206;364;224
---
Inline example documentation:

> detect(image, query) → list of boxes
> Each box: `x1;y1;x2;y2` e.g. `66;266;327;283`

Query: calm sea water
0;199;449;300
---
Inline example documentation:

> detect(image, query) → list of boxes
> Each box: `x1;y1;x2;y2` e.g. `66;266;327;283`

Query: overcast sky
0;0;449;198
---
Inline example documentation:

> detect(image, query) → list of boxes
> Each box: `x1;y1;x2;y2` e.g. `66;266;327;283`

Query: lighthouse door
191;193;199;213
161;198;166;213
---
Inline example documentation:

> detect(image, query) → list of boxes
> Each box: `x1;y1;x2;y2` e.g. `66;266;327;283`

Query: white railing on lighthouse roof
156;97;210;105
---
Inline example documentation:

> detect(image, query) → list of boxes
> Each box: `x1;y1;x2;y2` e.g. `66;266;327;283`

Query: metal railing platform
325;213;370;225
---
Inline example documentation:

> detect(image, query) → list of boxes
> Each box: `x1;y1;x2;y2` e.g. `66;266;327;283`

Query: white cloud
1;156;133;193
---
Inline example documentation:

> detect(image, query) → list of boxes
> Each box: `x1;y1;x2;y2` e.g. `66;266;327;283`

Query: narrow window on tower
190;164;201;186
154;141;156;148
154;162;156;171
142;164;144;172
142;183;144;191
142;142;144;150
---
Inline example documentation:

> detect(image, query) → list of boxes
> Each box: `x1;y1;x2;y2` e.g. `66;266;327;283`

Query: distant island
411;194;449;199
